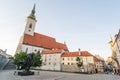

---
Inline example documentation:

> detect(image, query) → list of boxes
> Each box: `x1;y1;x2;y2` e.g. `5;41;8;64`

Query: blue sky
0;0;120;59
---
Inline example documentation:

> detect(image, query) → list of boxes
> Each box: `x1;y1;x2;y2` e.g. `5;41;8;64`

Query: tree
13;51;42;70
32;51;42;67
13;52;27;69
76;57;83;72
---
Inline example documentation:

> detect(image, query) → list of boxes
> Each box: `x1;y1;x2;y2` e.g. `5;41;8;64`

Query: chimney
78;48;81;56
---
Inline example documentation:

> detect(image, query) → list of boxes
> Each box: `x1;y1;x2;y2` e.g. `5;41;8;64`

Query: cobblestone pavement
0;70;120;80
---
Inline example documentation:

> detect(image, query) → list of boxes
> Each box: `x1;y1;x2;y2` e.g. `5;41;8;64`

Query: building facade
41;49;64;71
61;51;95;73
94;56;104;72
109;29;120;69
16;5;68;54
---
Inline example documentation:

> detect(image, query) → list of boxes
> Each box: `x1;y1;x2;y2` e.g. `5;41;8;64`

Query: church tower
24;4;37;36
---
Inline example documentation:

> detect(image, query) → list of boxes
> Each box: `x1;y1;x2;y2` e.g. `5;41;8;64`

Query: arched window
26;48;28;53
29;23;32;28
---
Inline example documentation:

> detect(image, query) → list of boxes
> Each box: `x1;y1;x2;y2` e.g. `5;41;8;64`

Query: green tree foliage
13;51;42;70
32;51;42;67
76;57;83;72
13;52;27;69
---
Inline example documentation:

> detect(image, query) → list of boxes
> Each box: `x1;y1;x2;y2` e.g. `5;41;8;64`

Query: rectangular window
26;48;28;53
68;58;69;61
68;63;70;65
71;63;73;65
71;58;73;61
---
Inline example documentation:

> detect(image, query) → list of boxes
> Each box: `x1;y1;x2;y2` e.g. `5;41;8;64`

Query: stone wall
61;64;79;72
61;64;95;73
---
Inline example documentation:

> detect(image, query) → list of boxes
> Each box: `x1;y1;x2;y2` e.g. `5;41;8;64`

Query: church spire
24;4;37;36
28;4;36;20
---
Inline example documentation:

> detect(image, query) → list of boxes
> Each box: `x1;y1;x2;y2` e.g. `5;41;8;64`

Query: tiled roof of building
23;32;68;50
61;51;93;57
94;57;103;62
42;49;63;54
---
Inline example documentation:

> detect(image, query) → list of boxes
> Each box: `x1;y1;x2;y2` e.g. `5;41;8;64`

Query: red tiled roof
42;49;62;54
23;32;68;50
94;56;103;62
61;51;93;57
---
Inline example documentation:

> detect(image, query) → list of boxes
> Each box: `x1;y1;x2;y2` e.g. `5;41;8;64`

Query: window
62;63;64;65
62;58;64;60
68;58;69;61
28;30;31;32
71;58;73;61
29;23;32;28
45;59;47;62
26;48;28;52
43;62;46;65
71;63;74;65
34;49;37;52
68;62;70;65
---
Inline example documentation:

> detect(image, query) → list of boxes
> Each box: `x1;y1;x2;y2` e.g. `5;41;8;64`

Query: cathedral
16;4;68;54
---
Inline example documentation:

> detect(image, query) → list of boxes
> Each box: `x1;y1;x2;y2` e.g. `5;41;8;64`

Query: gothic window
29;23;32;28
25;48;28;52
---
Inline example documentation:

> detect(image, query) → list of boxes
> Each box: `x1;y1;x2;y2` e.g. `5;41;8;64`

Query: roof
42;49;63;54
94;57;103;62
23;32;68;50
61;51;93;57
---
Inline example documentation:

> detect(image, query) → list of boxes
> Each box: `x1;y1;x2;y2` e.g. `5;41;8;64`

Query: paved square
0;70;120;80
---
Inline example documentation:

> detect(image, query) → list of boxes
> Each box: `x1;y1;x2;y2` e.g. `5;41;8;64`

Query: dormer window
29;23;32;28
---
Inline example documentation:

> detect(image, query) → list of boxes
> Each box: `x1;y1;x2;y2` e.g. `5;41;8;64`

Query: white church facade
16;4;68;54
